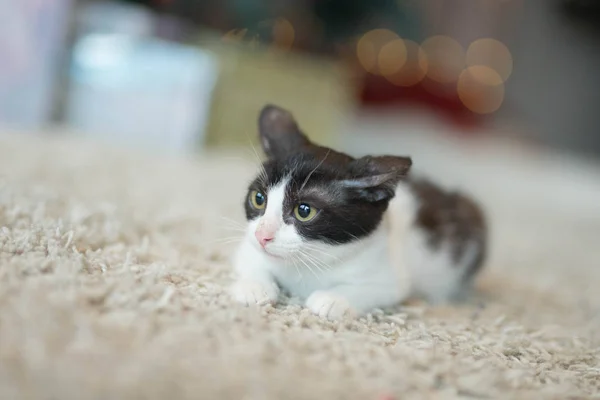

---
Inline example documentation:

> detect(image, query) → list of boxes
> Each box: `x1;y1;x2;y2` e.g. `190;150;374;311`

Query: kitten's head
244;105;412;260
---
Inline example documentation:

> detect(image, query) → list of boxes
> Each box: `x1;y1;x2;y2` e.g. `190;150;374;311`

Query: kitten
230;105;487;320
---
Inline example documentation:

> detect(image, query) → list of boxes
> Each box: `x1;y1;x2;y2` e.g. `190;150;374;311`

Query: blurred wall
504;0;600;156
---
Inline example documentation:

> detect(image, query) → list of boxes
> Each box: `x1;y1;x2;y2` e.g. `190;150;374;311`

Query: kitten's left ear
258;105;312;159
340;155;413;202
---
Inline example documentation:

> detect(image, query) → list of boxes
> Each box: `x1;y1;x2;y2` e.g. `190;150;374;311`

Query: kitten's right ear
258;105;311;159
339;155;413;202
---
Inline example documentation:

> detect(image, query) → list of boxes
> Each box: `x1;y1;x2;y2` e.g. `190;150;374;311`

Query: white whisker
219;217;247;232
202;236;244;246
300;243;342;262
222;226;247;233
299;149;330;191
288;255;304;282
275;242;341;264
298;251;327;275
341;230;360;241
294;252;321;282
244;132;268;185
220;216;245;225
299;249;334;273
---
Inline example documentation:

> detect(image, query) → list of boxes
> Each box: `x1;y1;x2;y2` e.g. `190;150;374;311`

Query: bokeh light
383;40;428;87
377;39;408;77
271;18;295;51
356;29;400;75
457;65;505;114
466;38;513;82
421;35;465;84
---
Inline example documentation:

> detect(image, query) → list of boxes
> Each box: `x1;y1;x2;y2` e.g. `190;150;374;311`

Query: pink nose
255;231;274;248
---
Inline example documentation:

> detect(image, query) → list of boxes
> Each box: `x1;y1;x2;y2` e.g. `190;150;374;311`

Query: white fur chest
273;233;395;299
234;226;407;309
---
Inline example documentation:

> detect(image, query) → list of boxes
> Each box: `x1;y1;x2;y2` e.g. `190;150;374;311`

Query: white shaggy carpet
0;128;599;399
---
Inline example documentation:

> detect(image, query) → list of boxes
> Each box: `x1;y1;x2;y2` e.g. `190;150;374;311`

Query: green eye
294;203;317;222
250;190;266;209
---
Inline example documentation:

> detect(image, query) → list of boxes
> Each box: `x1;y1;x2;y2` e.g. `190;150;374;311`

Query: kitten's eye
294;203;317;222
249;190;266;209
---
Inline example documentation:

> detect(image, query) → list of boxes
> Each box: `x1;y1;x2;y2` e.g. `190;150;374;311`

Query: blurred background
1;0;600;158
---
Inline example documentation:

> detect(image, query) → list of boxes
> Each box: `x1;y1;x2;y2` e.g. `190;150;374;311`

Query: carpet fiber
0;132;599;399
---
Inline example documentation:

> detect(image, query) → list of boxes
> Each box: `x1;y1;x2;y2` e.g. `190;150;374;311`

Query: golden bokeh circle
378;39;408;77
466;38;513;81
457;66;505;114
272;18;295;50
384;40;428;87
357;29;400;74
421;35;465;83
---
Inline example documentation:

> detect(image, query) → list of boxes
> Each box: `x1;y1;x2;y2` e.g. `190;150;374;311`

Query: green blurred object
119;0;424;53
194;33;357;150
312;0;423;42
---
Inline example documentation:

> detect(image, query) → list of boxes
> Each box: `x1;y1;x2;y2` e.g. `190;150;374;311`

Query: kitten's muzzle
255;229;274;248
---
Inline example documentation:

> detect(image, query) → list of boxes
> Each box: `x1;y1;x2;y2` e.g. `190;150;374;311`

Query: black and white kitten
230;105;486;320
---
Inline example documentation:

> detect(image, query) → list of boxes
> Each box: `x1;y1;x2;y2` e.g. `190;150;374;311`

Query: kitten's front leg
231;278;279;306
305;290;355;320
306;284;403;320
230;241;280;306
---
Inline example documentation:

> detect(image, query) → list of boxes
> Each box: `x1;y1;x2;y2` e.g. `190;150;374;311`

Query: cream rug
0;130;599;399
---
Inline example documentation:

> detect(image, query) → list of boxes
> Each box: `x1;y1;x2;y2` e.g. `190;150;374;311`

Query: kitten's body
231;105;486;320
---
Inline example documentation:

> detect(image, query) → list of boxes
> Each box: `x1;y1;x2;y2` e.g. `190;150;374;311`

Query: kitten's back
389;179;487;303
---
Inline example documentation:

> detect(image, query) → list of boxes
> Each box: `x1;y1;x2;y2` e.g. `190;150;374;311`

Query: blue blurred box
66;33;219;153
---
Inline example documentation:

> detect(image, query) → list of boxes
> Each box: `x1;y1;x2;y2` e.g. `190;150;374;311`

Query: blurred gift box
66;33;218;154
197;36;358;151
64;1;219;154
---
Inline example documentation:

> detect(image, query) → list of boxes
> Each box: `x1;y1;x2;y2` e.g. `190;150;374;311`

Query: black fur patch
244;140;412;244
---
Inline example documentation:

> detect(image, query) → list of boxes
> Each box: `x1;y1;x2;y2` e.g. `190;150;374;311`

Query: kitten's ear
340;155;412;202
258;104;311;159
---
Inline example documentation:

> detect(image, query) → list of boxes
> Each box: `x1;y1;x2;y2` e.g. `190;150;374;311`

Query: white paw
306;291;356;320
231;280;279;306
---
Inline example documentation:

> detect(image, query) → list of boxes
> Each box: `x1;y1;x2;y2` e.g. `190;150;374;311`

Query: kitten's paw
231;280;279;306
306;291;356;320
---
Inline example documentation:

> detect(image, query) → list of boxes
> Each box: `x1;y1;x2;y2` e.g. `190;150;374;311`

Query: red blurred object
359;74;486;133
